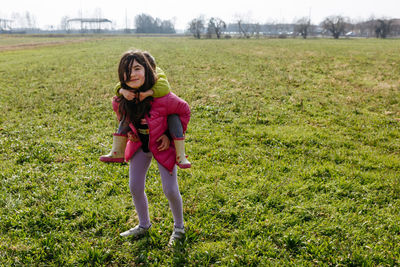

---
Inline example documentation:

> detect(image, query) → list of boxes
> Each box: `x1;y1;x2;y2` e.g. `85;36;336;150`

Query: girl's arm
115;67;171;101
152;67;171;98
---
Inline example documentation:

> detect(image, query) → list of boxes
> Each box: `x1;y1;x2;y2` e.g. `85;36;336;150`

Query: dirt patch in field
0;38;97;51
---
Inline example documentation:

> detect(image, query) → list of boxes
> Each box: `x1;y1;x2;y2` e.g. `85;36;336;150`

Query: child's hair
118;50;157;92
117;50;157;125
143;51;156;69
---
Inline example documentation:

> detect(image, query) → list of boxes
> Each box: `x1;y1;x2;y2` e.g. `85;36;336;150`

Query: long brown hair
117;50;157;125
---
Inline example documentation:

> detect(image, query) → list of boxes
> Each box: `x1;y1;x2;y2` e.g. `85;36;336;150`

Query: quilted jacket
113;92;190;172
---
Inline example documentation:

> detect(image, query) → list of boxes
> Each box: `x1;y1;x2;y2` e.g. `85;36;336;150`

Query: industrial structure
66;18;112;32
0;19;13;32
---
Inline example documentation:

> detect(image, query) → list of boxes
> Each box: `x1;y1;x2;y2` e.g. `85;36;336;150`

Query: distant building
350;18;400;37
66;18;112;33
391;19;400;36
0;19;13;32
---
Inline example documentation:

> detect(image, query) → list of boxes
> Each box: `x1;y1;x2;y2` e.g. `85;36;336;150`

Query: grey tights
128;149;184;228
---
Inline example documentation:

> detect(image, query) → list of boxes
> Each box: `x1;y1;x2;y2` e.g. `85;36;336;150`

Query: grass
0;35;399;265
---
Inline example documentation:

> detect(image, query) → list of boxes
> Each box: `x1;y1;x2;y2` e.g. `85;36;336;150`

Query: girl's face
126;60;145;89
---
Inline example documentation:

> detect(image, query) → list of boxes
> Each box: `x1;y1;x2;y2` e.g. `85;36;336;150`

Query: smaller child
99;52;191;169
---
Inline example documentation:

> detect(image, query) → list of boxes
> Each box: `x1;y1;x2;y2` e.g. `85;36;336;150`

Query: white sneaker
120;225;150;238
168;226;185;246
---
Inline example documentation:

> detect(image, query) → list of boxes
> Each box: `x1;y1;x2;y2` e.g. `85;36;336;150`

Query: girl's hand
157;134;170;151
120;88;137;101
139;90;154;102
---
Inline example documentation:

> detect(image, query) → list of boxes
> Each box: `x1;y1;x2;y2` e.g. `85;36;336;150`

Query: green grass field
0;36;399;265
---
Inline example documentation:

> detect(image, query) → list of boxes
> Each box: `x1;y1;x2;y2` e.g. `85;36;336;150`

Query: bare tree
206;22;213;39
375;19;393;38
134;14;174;33
160;20;175;34
60;16;69;31
254;23;261;38
10;11;36;29
237;20;251;38
294;17;311;39
25;11;36;29
135;14;155;33
234;12;255;38
188;17;205;39
322;15;348;39
207;17;226;39
11;12;24;28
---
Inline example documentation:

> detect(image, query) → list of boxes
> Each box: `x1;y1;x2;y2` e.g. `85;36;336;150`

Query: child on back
99;52;191;169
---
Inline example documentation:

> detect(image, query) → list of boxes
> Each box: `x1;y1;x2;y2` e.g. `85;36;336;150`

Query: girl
115;50;190;246
99;52;191;169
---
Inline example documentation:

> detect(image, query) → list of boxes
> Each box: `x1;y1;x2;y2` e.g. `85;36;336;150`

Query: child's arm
115;83;122;96
152;67;171;97
115;67;171;101
137;67;171;101
115;83;136;101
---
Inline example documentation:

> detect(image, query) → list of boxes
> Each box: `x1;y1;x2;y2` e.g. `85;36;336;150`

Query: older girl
115;50;190;246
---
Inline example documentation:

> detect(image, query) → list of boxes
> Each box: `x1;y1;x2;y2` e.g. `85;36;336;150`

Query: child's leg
99;133;127;162
118;114;131;135
113;96;130;135
129;149;153;229
167;114;184;139
157;162;184;228
167;114;191;168
99;103;129;163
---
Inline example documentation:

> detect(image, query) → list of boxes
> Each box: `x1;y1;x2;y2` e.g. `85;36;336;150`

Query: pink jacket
113;93;190;172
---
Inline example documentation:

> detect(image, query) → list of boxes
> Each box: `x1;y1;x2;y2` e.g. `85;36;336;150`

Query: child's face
126;60;145;89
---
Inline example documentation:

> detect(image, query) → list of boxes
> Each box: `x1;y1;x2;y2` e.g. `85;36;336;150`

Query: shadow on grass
126;229;189;266
170;238;189;267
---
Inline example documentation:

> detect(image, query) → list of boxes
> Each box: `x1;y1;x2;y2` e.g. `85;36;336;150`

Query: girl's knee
167;114;184;139
163;187;180;200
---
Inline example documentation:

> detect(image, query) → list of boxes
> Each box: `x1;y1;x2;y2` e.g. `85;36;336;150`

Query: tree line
1;11;399;39
188;16;400;39
0;12;176;34
134;14;175;34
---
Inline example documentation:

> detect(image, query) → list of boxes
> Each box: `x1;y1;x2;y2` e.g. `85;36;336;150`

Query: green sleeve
115;82;122;96
152;67;171;98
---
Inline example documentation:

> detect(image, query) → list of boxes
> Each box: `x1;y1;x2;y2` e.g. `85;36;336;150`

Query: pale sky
1;0;399;30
